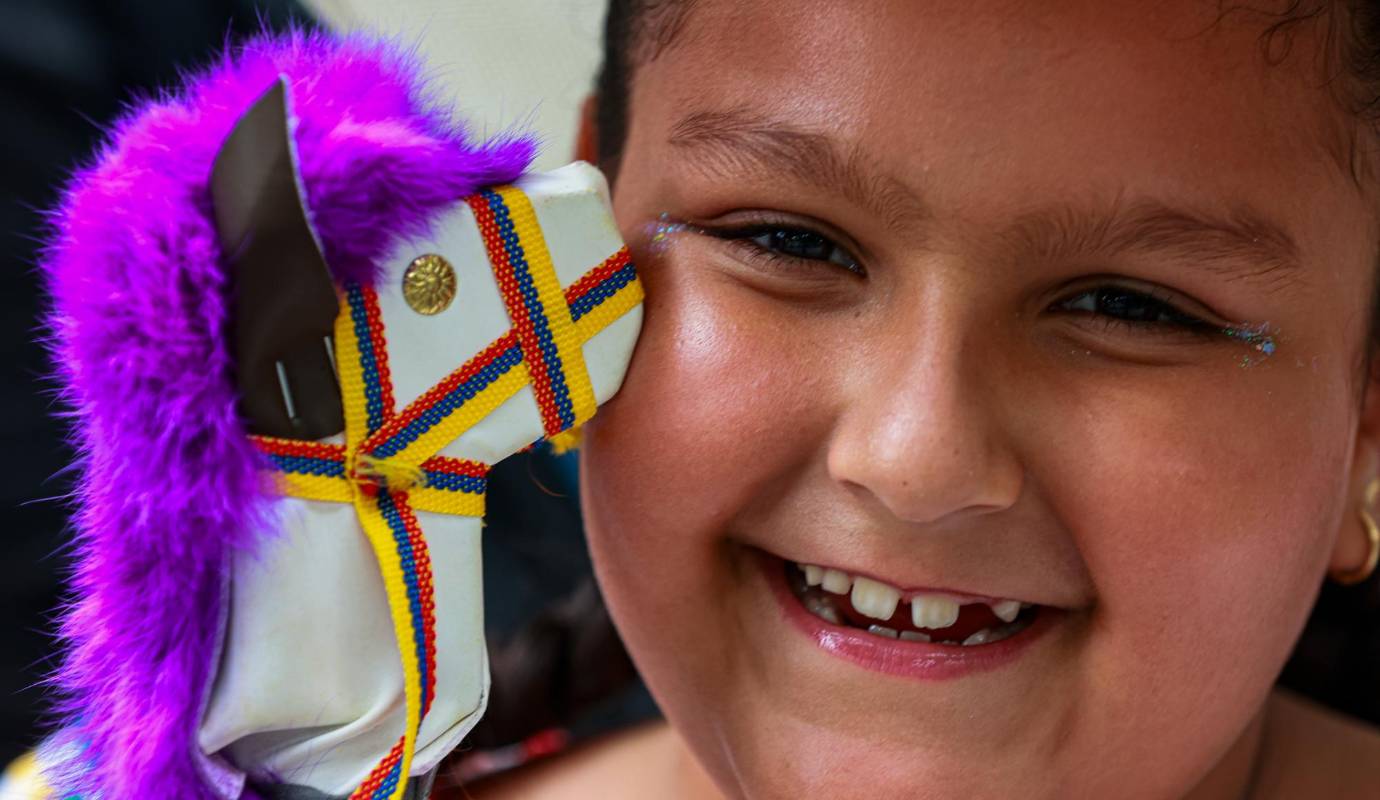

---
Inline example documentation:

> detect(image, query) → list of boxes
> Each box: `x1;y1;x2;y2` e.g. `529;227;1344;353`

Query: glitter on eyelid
1221;321;1278;367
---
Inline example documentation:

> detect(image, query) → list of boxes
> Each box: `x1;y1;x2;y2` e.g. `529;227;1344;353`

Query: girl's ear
1330;367;1380;578
575;94;600;164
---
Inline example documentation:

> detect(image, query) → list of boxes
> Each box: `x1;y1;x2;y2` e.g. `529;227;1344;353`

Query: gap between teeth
801;562;1029;629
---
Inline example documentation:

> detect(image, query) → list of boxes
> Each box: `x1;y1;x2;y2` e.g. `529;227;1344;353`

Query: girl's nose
825;314;1024;527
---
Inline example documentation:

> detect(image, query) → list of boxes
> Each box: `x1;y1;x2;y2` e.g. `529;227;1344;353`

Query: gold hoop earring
1331;477;1380;586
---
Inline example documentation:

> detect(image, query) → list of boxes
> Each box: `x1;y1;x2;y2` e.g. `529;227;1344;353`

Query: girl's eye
704;219;1218;339
1053;285;1217;337
716;224;864;275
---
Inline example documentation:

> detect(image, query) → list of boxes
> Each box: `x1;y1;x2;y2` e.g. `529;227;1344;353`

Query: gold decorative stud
402;254;457;315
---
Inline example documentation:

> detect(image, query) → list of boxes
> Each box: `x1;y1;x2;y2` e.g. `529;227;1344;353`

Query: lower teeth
804;592;842;624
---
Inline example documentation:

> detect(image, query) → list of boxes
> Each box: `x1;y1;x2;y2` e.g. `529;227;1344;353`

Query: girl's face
580;1;1379;797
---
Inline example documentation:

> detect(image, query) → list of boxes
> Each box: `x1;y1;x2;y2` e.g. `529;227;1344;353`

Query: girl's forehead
623;0;1372;284
631;0;1346;170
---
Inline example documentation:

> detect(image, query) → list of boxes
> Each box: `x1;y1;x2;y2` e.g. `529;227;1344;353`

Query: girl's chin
675;704;1055;800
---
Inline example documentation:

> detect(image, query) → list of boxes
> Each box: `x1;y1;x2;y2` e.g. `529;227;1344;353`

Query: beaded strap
467;187;596;438
251;186;642;800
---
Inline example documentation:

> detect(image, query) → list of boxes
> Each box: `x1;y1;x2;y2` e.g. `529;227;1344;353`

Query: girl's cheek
584;241;835;541
1043;352;1353;694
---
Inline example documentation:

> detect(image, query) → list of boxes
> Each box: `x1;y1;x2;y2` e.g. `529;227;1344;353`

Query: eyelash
1054;286;1220;339
710;223;865;275
711;222;1221;338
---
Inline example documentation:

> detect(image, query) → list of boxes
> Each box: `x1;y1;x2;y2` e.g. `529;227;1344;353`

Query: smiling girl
470;1;1380;797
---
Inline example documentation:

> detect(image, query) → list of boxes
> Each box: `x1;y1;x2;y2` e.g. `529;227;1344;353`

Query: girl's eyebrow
1003;198;1304;294
667;106;930;230
667;106;1304;293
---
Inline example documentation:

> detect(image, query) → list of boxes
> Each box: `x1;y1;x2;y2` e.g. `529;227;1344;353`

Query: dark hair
594;0;696;182
593;0;1380;724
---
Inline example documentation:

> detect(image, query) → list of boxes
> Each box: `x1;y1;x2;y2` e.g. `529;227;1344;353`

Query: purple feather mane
42;28;533;799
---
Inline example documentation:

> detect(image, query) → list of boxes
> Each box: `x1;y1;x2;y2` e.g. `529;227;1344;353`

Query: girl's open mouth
759;552;1060;680
783;561;1041;646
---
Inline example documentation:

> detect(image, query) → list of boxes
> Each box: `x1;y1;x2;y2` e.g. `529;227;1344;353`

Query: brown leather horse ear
212;77;344;440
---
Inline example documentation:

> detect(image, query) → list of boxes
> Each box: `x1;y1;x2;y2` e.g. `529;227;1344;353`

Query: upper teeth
851;577;900;620
820;568;852;594
912;595;960;629
991;599;1022;623
800;562;1025;629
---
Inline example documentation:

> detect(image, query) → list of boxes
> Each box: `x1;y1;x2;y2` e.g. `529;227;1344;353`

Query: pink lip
759;552;1060;681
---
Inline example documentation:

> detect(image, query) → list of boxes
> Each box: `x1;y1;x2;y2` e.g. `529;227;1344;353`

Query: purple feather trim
42;27;534;799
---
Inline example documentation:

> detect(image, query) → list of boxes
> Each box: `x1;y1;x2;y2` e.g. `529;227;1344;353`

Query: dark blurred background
0;0;656;774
